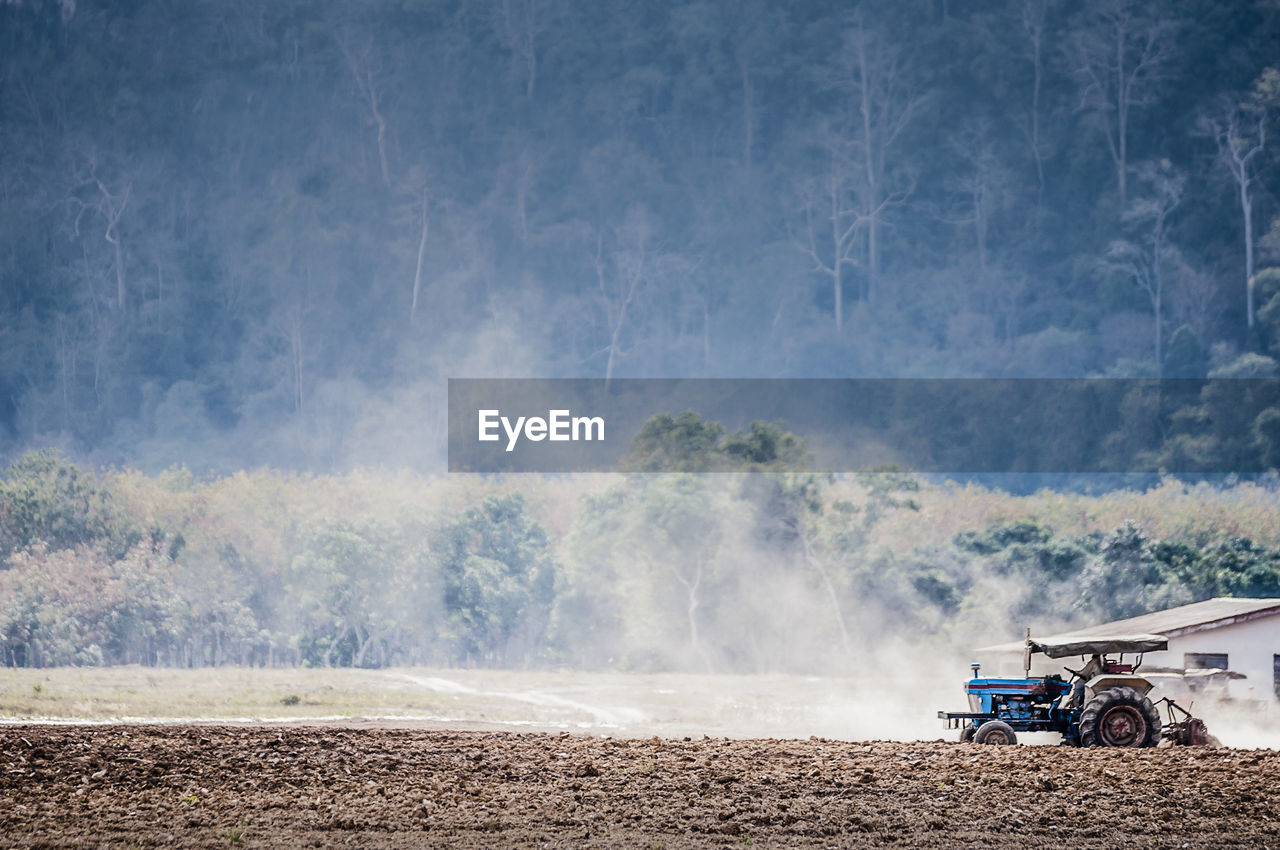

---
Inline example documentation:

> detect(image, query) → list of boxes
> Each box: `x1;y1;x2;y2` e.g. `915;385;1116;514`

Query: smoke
1192;699;1280;750
6;446;1280;749
366;660;985;742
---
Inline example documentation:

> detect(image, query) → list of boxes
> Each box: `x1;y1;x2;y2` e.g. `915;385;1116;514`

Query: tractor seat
1101;662;1134;674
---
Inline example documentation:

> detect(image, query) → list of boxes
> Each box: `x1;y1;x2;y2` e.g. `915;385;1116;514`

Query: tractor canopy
1028;633;1167;658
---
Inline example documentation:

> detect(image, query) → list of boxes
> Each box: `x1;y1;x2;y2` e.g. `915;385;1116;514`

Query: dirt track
2;727;1279;847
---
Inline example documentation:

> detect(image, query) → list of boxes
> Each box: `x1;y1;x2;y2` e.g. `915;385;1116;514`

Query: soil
3;726;1279;848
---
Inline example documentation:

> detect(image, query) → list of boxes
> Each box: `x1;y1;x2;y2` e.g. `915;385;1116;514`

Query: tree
0;450;130;559
734;6;767;176
587;205;685;384
1200;84;1269;330
1077;521;1191;620
621;411;809;473
1014;0;1057;193
632;475;730;672
69;154;132;311
1169;261;1224;345
337;27;395;189
1163;324;1207;378
1103;161;1183;371
998;0;1059;192
824;13;920;307
492;0;554;99
621;411;727;472
949;121;1016;278
796;127;866;333
1066;0;1175;201
287;522;410;667
403;165;432;325
437;494;557;666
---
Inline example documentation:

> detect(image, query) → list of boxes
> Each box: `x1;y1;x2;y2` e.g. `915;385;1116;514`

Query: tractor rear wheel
973;720;1018;745
1078;687;1161;748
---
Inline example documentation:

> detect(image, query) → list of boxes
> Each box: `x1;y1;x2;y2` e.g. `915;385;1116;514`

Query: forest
3;447;1280;670
5;1;1280;671
2;0;1280;471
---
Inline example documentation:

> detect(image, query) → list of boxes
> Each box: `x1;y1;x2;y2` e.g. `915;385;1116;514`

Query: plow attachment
1156;697;1219;746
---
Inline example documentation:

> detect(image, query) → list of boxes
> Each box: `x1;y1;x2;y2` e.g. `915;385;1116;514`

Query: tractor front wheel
973;720;1018;745
959;724;976;743
1078;687;1161;748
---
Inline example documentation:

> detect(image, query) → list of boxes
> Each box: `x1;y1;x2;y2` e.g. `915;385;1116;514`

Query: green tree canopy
621;411;809;472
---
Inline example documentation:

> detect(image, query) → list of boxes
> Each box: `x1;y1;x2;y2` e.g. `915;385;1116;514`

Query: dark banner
447;379;1280;474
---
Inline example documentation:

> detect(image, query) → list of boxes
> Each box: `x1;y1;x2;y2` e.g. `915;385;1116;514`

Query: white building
978;597;1280;703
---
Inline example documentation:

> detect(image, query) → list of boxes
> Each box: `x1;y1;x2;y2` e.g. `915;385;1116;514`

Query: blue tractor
939;633;1211;747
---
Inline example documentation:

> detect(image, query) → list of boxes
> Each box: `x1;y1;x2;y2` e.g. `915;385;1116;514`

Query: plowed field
2;726;1279;847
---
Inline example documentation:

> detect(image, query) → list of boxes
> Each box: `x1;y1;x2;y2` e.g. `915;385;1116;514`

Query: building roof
977;597;1280;654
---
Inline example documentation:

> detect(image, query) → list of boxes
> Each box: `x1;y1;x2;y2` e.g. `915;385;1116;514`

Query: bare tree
277;267;313;414
337;30;393;189
739;50;756;176
396;166;431;326
796;129;866;333
69;152;131;311
950;122;1013;277
1103;162;1183;371
990;270;1029;347
796;17;919;331
799;527;852;656
1170;260;1224;344
731;1;775;178
831;16;920;305
666;554;713;672
582;205;693;383
493;0;553;98
410;181;430;326
1066;0;1174;201
1201;96;1267;329
592;208;653;385
1017;0;1054;193
511;144;544;244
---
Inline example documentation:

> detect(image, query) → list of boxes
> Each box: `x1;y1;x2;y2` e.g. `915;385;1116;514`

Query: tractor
938;633;1212;746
